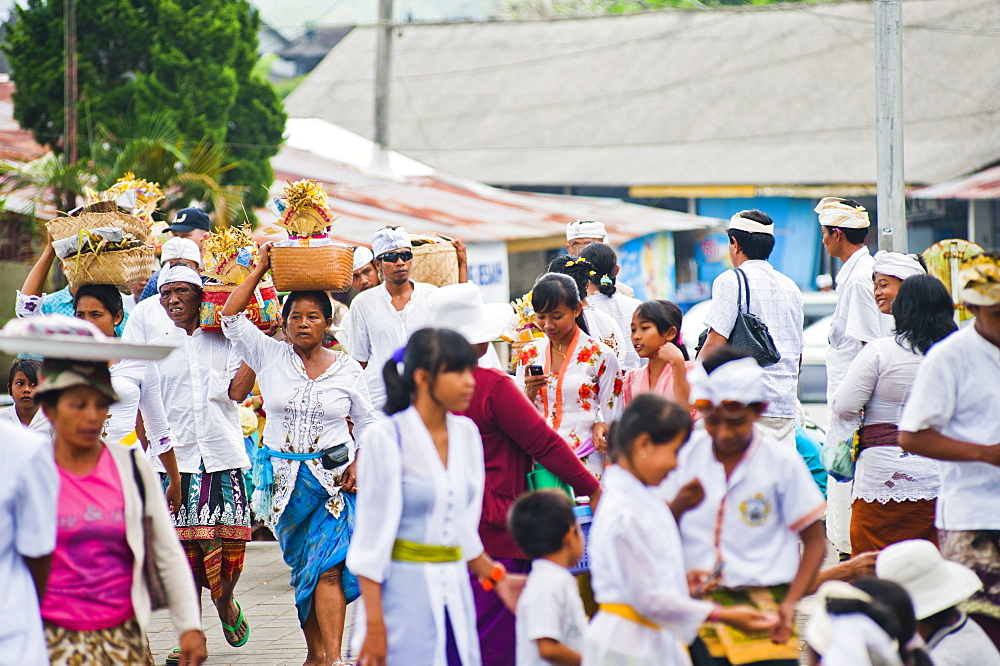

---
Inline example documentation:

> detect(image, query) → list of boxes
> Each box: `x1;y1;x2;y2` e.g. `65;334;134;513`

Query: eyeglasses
378;251;413;263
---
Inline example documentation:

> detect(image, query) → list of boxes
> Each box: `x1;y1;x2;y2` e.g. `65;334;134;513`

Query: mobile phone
528;364;544;376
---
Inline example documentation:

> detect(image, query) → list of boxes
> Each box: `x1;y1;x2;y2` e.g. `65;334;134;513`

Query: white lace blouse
222;312;378;526
831;336;940;504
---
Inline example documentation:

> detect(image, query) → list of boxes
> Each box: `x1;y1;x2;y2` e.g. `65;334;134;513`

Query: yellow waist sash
598;603;661;630
391;539;462;563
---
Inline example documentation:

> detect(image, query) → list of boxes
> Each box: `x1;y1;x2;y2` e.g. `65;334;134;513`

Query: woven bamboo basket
62;245;156;288
410;238;459;287
48;210;149;242
270;243;353;292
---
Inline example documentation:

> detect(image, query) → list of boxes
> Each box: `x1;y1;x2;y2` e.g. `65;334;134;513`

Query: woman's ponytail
382;347;414;415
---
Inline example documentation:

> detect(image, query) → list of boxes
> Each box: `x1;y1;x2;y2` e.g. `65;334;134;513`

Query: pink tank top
42;446;135;630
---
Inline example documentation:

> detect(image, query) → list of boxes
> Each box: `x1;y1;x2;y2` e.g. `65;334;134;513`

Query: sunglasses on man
378;250;413;263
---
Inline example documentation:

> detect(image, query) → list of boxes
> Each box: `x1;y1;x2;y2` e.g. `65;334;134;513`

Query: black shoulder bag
727;267;780;367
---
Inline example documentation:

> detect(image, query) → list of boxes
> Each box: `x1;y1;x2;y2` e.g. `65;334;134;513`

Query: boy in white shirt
660;346;826;665
509;490;587;666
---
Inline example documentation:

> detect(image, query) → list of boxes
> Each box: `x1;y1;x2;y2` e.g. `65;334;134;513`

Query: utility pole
370;0;394;173
63;0;78;212
874;0;907;252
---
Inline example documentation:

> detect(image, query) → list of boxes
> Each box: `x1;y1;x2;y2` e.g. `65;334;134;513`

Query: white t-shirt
120;294;178;344
588;291;643;369
345;281;437;410
516;559;587;666
658;428;826;588
704;261;804;418
899;324;1000;530
0;406;53;440
927;611;1000;666
0;422;57;666
583;306;627;368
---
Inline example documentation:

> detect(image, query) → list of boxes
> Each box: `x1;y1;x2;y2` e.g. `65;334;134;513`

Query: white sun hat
876;539;983;620
426;283;514;345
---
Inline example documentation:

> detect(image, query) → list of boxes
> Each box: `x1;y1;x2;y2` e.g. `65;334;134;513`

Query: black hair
73;284;124;318
839;578;933;666
700;344;751;375
579;242;618;297
382;328;478;415
727;210;776;261
547;254;592;301
7;358;40;390
635;300;689;361
508;490;577;560
607;393;692;465
531;272;589;336
892;274;957;355
281;291;333;321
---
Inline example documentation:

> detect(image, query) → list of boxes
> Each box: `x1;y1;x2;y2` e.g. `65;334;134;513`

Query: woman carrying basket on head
221;243;378;666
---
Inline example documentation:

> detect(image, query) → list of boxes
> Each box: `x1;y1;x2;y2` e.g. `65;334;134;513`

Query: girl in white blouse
832;274;957;554
347;328;522;666
584;394;774;666
515;273;623;477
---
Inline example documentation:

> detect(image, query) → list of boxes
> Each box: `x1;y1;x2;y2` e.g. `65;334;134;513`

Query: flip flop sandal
165;648;181;665
221;599;250;648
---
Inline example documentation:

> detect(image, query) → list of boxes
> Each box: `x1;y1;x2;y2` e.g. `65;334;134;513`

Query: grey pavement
146;542;359;666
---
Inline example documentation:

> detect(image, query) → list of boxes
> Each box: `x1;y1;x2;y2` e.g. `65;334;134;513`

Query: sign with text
465;241;510;303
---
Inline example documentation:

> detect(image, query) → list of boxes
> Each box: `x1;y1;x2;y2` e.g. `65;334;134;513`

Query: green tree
4;0;284;209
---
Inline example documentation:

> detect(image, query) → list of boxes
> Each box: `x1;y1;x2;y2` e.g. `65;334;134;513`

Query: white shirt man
699;210;804;450
346;226;436;409
817;197;893;555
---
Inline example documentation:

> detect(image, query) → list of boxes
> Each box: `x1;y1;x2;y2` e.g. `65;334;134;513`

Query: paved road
146;542;359;666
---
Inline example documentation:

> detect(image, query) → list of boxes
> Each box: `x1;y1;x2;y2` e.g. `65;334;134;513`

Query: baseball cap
167;207;211;233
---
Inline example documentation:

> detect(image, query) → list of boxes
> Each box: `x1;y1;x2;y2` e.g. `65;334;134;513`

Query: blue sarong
274;463;360;626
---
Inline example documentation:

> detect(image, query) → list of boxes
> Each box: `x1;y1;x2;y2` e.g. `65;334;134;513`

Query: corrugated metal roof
267;118;723;246
910;165;1000;199
284;0;1000;189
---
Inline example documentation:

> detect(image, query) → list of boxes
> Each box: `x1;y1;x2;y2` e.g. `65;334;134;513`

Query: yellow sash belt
391;539;462;563
598;603;661;630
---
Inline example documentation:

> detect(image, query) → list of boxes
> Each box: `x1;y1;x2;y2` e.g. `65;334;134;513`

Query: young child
509;490;587;666
584;393;775;666
0;358;51;437
623;300;693;411
659;346;827;665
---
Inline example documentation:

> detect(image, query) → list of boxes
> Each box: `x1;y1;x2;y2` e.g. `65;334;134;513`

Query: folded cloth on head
815;197;870;229
959;254;1000;306
157;265;202;292
873;251;925;281
728;213;774;235
566;220;607;241
688;356;767;406
372;226;411;258
161;236;202;266
353;246;374;272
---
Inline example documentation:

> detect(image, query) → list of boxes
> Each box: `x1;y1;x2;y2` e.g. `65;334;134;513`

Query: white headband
566;220;607;241
353;246;375;272
815;197;870;229
372;226;412;259
872;251;925;281
728;213;774;236
688;357;767;405
161;237;202;266
157;265;202;292
959;258;1000;306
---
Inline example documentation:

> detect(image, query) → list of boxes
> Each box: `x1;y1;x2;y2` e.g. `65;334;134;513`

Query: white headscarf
566;220;607;241
161;237;202;266
873;251;925;281
959;256;1000;306
372;226;411;258
353;246;375;272
157;265;203;292
728;212;774;235
805;582;903;665
688;357;767;405
815;197;870;229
